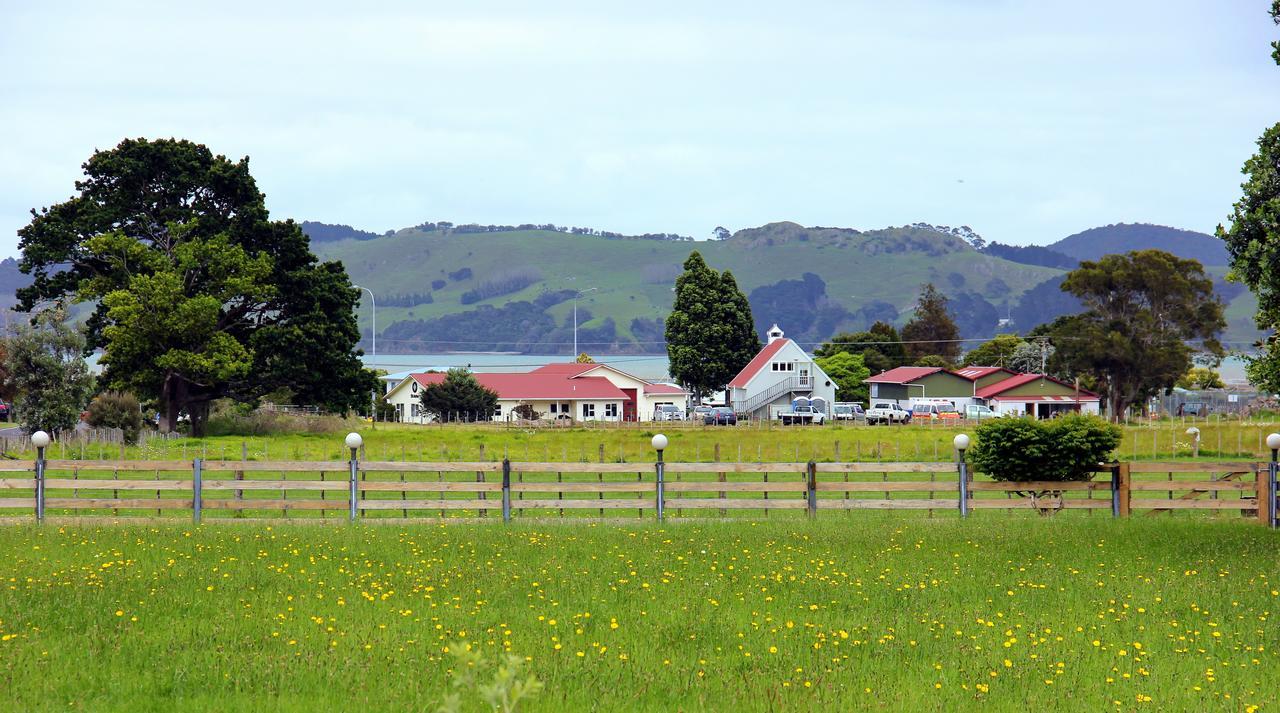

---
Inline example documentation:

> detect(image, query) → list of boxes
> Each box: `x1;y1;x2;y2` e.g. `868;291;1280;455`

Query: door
622;388;638;421
799;367;810;388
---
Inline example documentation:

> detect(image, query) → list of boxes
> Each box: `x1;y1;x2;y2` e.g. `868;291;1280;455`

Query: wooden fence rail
0;458;1275;524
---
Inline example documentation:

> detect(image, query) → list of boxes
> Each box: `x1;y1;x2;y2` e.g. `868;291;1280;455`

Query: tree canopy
815;351;870;403
4;307;94;434
665;251;760;399
419;369;499;422
16;138;374;434
962;334;1025;367
901;284;961;363
814;321;906;375
1044;250;1224;419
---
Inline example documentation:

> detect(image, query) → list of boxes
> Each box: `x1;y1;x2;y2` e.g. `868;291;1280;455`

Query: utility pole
354;285;376;420
1036;336;1050;374
573;287;598;357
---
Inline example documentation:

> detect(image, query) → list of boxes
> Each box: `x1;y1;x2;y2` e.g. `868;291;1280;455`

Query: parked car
866;402;912;425
0;400;10;421
779;404;827;425
692;406;714;421
911;401;960;420
703;407;738;425
964;404;999;420
833;403;865;422
653;404;685;421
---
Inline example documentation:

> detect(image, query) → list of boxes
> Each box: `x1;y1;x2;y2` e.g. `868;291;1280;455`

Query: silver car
653;404;685;421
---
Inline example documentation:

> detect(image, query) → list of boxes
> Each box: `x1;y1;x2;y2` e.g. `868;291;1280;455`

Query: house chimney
767;324;784;344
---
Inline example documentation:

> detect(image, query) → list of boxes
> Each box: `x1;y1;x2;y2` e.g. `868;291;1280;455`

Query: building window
771;362;794;372
493;405;503;418
605;403;618;418
410;403;419;418
582;403;596;418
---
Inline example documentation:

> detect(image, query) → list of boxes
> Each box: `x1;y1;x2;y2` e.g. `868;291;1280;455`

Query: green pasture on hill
0;518;1276;711
16;420;1280;465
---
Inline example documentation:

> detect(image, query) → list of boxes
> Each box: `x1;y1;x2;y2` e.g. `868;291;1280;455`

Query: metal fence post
653;434;667;522
34;441;47;523
346;432;363;522
1110;464;1120;518
193;458;203;524
502;458;511;523
806;460;817;518
953;434;970;518
1270;455;1278;530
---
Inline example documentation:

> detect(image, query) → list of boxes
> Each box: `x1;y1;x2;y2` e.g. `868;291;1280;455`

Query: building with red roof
861;363;1100;418
385;361;689;423
726;325;836;420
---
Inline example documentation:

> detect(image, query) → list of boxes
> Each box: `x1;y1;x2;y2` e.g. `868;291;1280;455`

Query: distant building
863;365;1100;418
383;361;688;423
727;325;837;420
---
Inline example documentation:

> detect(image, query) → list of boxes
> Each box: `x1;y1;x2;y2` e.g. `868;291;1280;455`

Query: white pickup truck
779;404;827;425
866;401;912;425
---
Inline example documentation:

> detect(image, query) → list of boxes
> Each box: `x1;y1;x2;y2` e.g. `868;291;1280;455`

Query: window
410;403;419;418
605;403;618;418
582;403;596;418
771;362;794;372
493;405;503;418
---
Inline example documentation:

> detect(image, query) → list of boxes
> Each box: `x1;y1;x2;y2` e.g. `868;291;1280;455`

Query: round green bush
968;413;1121;482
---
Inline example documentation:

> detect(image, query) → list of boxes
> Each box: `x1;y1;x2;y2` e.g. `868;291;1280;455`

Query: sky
1;1;1278;257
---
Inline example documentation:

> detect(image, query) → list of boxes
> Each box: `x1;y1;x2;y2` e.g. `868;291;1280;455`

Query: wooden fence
0;457;1276;524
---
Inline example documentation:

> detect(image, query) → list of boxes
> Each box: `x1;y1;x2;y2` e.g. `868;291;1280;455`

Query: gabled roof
952;366;1016;381
864;366;944;384
528;363;599;377
644;383;688;395
410;373;627;400
975;373;1099;399
728;338;792;389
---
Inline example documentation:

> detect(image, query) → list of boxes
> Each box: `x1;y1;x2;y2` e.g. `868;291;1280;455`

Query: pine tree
419;369;500;422
901;284;961;363
665;252;759;399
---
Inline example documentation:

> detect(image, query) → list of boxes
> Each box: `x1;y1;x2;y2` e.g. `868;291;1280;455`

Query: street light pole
354;285;376;419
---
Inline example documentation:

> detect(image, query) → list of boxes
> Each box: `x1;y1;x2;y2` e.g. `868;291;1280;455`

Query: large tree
665;251;760;399
1045;250;1225;419
1219;3;1280;390
961;333;1025;367
815;321;907;374
815;351;870;403
16;138;374;434
901;284;961;363
4;306;94;434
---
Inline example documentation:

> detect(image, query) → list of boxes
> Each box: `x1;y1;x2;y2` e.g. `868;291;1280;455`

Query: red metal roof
410;373;627;400
952;366;1016;381
975;373;1099;399
864;366;943;384
528;363;599;377
989;394;1100;402
728;339;791;389
644;383;688;395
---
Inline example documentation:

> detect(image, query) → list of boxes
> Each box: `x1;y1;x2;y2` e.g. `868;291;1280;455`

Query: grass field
1;517;1276;711
17;419;1280;465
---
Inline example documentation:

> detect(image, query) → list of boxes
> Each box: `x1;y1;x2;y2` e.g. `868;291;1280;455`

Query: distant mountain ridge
1049;223;1228;266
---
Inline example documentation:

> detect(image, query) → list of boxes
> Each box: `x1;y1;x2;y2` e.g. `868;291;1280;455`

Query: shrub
511;403;540;420
86;391;143;443
968;414;1121;482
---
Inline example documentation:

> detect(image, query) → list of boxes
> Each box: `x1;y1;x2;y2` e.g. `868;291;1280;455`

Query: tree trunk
160;372;183;433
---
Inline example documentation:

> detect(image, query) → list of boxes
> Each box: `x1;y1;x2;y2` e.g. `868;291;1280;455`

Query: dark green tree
962;333;1025;367
665;252;760;399
901;284;961;362
15;138;372;434
814;321;907;374
4;306;95;434
1046;251;1225;419
419;369;499;422
914;354;951;368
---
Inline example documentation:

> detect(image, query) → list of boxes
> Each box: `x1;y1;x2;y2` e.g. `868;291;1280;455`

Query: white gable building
727;325;837;420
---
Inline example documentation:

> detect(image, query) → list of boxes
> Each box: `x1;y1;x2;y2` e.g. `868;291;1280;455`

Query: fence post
953;434;969;518
33;431;49;523
804;460;817;518
502;458;511;523
346;432;363;522
193;458;203;524
1110;464;1120;518
652;434;667;522
1117;462;1131;517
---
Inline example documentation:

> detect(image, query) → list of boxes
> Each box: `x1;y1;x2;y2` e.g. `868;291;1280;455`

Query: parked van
910;399;960;420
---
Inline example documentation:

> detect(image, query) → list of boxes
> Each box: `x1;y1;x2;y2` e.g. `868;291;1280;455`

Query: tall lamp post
652;433;667;521
1267;432;1280;528
953;433;970;518
354;285;376;420
573;287;597;357
32;430;49;523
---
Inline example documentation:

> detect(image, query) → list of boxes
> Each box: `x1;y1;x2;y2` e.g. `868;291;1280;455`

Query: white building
726;325;837;420
383;362;689;423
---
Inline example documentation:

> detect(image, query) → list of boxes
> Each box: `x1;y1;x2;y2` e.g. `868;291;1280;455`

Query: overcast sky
1;1;1277;256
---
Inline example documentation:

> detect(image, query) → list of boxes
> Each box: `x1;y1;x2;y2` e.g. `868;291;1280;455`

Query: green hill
1049;223;1229;266
314;222;1062;354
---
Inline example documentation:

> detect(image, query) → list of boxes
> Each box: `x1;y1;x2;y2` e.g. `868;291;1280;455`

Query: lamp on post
354;285;376;422
1267;433;1280;528
1185;426;1201;459
953;433;970;518
652;433;668;521
345;432;363;522
31;427;49;522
